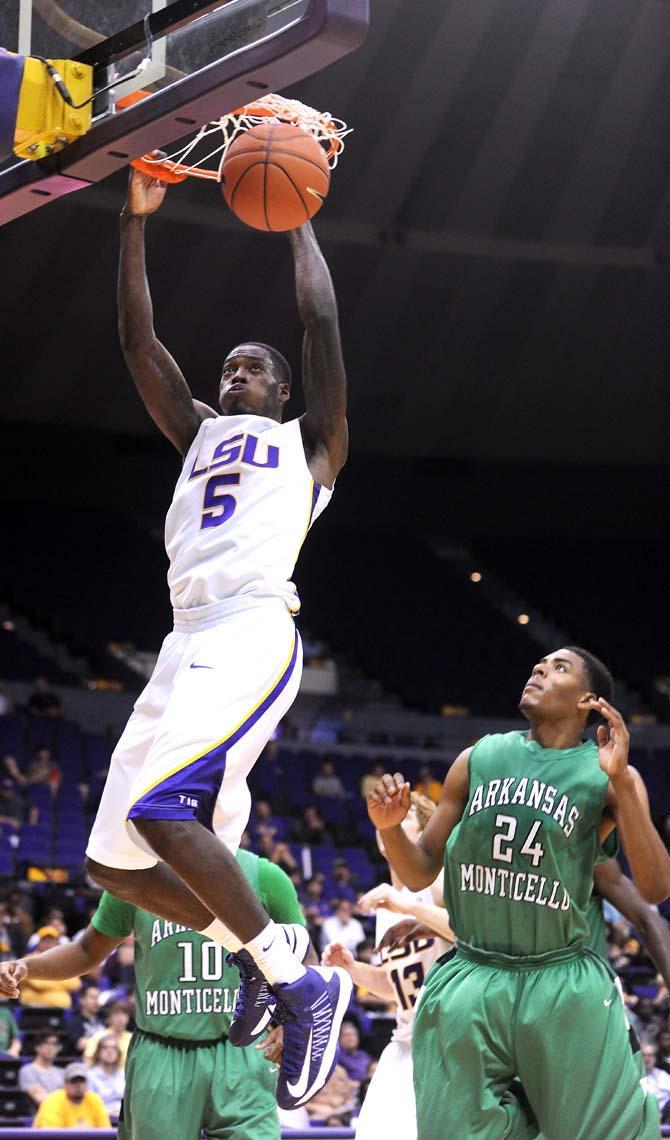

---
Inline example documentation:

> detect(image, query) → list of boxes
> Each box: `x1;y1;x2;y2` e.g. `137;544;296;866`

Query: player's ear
278;382;291;404
577;690;596;715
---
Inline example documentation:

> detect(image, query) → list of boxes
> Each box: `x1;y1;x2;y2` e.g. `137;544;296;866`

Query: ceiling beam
74;184;661;268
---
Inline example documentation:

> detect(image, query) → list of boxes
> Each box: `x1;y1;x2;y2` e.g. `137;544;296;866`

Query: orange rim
130;156;190;184
130;101;343;183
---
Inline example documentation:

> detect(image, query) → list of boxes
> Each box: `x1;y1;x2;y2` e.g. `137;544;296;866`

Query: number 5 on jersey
201;473;240;529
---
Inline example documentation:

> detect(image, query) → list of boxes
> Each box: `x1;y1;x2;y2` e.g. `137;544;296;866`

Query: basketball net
131;94;351;184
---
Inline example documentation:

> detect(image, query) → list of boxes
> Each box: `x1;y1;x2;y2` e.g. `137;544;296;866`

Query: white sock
198;918;243;952
245;922;307;986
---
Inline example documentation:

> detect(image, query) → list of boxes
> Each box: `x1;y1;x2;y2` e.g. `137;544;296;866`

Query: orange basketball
221;122;331;232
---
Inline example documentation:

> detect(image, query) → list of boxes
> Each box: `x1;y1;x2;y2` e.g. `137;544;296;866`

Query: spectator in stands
20;926;80;1008
27;745;61;791
304;1061;357;1126
67;984;104;1054
643;1044;670;1116
271;840;299;876
321;899;366;956
658;1030;670;1075
312;758;348;801
1;890;33;957
0;919;14;964
27;911;68;951
84;1000;132;1068
0;994;20;1056
0;753;26;786
18;1030;64;1107
301;878;330;947
302;877;330;918
336;1019;372;1089
0;779;22;829
292;804;333;845
0;687;12;717
33;1061;110;1129
28;678;63;719
249;798;287;844
331;858;358;903
360;760;386;800
87;1034;125;1117
414;765;442;804
103;935;135;996
635;997;661;1045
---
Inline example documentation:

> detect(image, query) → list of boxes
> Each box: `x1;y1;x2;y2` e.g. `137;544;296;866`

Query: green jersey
584;894;607;958
92;850;305;1042
444;732;609;959
584;834;618;958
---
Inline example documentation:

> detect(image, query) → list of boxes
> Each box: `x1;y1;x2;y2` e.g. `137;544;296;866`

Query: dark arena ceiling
1;0;670;467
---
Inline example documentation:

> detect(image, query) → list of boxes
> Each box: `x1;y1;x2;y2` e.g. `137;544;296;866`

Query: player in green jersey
367;646;670;1140
0;850;309;1140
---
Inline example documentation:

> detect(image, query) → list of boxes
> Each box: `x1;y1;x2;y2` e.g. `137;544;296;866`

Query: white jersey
375;888;445;1044
165;414;331;619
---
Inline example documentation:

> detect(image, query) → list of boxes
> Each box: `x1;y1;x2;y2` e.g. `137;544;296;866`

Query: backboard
0;0;368;224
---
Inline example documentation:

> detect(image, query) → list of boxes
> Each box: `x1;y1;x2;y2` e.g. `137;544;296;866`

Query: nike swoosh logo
190;664;213;670
286;1027;313;1099
604;997;613;1006
251;1007;275;1037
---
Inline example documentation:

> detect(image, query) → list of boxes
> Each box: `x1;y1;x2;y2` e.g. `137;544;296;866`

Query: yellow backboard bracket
14;57;93;160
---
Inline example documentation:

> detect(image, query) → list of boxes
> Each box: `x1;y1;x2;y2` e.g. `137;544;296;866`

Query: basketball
221;121;331;232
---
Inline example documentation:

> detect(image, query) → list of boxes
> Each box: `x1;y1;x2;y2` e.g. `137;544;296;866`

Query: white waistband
172;595;290;632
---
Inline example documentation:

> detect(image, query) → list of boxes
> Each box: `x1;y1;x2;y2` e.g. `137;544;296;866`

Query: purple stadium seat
27;716;58;752
0;714;23;756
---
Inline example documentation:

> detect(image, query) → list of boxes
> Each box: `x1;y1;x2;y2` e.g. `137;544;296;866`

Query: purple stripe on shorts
128;630;299;826
308;482;321;526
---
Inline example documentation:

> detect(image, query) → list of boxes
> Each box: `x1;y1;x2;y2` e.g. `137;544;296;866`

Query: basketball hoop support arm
0;0;368;227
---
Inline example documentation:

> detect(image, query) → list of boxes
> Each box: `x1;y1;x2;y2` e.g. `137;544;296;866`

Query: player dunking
84;162;352;1109
368;647;670;1139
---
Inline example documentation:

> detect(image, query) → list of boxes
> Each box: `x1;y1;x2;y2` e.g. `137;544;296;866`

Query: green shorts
118;1030;280;1140
412;946;660;1140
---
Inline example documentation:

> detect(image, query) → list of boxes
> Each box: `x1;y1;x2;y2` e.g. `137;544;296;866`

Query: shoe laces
228;952;272;1016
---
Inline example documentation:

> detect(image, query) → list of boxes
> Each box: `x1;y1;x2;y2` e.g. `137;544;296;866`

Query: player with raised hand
323;793;453;1140
83;159;351;1110
367;647;669;1140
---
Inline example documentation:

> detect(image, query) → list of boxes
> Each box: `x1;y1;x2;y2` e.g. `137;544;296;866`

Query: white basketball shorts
86;598;302;870
354;1039;416;1140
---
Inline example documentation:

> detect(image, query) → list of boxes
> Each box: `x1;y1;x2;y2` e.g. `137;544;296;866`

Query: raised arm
321;941;395;1002
119;162;216;456
367;751;471;892
595;698;670;904
289;222;347;488
358;883;455;944
594;859;670;988
0;924;121;998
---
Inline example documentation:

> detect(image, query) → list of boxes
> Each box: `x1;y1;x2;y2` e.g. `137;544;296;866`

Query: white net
137;93;351;181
